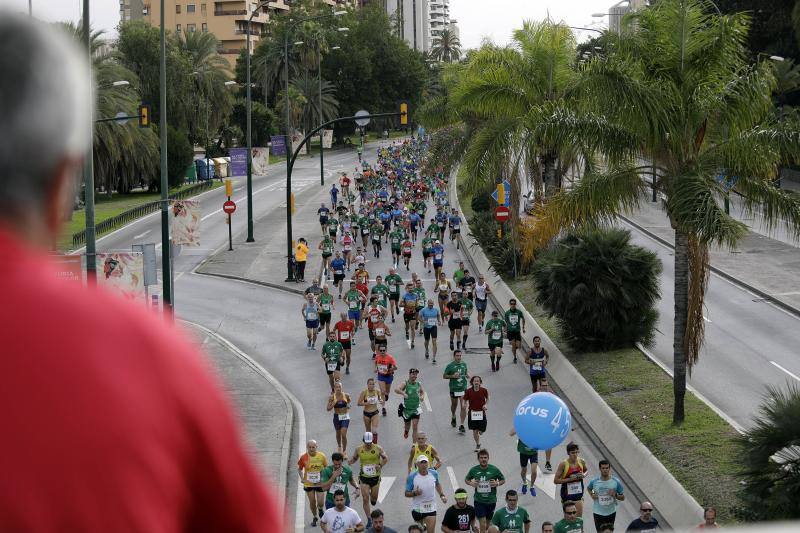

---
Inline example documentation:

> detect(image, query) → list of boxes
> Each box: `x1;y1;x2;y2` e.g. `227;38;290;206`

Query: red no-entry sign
494;205;510;223
223;200;237;214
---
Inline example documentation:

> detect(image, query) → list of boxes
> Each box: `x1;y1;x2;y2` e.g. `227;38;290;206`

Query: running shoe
530;486;537;497
311;518;317;527
404;429;409;439
451;417;456;428
382;407;387;416
544;462;552;473
459;425;465;434
521;483;528;495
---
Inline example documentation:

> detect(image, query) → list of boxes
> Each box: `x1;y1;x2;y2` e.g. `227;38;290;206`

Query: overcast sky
2;0;616;45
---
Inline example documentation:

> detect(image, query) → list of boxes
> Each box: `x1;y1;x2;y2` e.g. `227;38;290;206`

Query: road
619;219;800;431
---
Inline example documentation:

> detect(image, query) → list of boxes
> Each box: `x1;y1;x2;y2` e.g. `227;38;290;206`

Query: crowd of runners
295;139;716;533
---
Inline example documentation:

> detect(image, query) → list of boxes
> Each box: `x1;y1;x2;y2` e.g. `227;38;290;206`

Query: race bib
344;244;352;251
531;361;543;370
340;331;350;340
453;224;460;230
419;500;435;513
377;364;388;373
322;303;331;311
335;269;344;274
599;493;614;506
307;471;321;483
439;284;448;292
363;464;378;476
403;246;411;253
370;314;380;323
492;331;501;340
416;406;422;415
470;410;484;421
375;327;385;336
337;412;350;421
349;301;359;309
509;315;519;325
389;283;397;291
307;311;317;320
327;362;338;371
367;396;378;405
434;253;442;260
477;480;491;493
453;390;465;397
567;481;582;495
427;317;437;327
331;482;346;493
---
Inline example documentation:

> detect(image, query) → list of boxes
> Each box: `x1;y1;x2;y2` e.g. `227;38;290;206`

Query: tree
230;99;277;147
524;0;800;423
736;384;800;521
430;28;461;63
531;228;662;351
290;72;340;135
165;125;193;189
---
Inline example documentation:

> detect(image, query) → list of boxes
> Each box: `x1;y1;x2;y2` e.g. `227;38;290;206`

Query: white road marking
174;271;185;281
533;465;557;500
702;315;712;323
423;391;432;412
377;476;396;504
446;466;459;494
234;187;243;192
776;291;800;296
770;361;800;382
202;336;210;345
200;183;275;222
133;230;151;240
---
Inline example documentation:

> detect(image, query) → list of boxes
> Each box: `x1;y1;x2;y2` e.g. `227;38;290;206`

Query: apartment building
385;0;431;52
120;1;351;65
608;0;646;35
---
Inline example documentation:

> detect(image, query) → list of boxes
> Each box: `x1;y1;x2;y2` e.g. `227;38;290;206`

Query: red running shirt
463;387;489;411
335;320;355;342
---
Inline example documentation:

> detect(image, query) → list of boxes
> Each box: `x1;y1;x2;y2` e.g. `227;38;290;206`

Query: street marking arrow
533;466;557;500
377;476;396;503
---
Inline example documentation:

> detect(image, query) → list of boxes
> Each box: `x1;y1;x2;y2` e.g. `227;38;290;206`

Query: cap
416;455;430;463
363;431;374;443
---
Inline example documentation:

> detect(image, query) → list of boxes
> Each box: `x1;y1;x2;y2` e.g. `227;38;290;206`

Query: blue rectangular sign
271;135;287;156
229;147;248;177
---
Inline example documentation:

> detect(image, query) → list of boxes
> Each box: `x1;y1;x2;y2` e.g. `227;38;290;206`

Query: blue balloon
513;392;572;451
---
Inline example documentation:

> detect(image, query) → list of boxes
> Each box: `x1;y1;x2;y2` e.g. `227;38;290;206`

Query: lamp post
193;71;212;183
315;27;348;187
81;0;98;284
284;9;347;281
159;0;172;312
245;1;271;243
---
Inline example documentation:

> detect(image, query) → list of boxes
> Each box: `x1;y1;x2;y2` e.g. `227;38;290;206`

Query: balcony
235;28;261;35
215;9;247;15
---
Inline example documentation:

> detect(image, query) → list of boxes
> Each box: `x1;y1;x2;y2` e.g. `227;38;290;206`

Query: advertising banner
292;130;307;156
252;146;269;175
322;129;334;149
51;254;83;284
170;200;201;247
96;252;144;300
271;135;286;156
229;147;248;177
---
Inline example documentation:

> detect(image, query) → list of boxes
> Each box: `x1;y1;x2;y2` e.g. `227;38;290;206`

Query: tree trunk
673;229;689;424
543;153;558;198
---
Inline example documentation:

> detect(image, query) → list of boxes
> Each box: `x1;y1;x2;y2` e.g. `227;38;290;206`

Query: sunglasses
640;508;653;512
565;511;577;515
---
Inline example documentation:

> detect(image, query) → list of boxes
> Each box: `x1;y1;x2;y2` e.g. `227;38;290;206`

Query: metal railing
214;9;247;15
71;180;214;249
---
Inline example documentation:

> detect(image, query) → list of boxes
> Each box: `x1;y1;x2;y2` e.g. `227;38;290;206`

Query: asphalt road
619;219;800;431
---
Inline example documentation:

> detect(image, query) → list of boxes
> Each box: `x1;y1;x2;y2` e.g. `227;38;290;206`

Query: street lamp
283;9;347;281
315;26;349;188
159;0;171;312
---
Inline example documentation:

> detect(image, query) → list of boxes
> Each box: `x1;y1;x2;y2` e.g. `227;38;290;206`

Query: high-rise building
385;0;431;52
121;1;354;67
608;0;646;35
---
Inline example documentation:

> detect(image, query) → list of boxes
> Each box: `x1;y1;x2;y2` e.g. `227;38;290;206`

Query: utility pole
318;38;325;186
159;0;172;312
82;0;97;285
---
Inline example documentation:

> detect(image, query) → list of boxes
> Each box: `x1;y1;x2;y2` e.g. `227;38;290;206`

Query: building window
176;23;182;32
201;23;208;32
187;4;195;12
187;23;196;32
175;4;181;13
201;3;206;14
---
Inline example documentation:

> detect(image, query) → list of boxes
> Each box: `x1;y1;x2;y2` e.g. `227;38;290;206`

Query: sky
2;0;618;46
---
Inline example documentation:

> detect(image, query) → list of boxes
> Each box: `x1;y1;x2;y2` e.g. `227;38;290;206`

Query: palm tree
290;71;340;136
178;31;233;146
524;0;800;423
737;384;800;520
430;28;461;63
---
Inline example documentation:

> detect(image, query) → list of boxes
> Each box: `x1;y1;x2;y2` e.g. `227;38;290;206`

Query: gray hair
0;12;92;219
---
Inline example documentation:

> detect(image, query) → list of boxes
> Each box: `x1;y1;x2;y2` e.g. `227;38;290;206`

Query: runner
441;488;478;533
449;208;463;249
330;183;339;207
385;268;403;323
389;225;404;268
354;262;371;286
509;428;538;497
360;212;371;249
694;507;719;530
443;349;469;432
327;380;352;454
295;238;309;282
458;268;476;301
319;285;335;337
357;378;384;443
318;235;334;279
625;501;659;531
412;279;427;334
521;334;549;391
485;310;507;372
320;452;360;511
463;376;489;451
553;502;584;533
301;293;320;350
421;234;434;273
364;297;389;359
465;449;506;533
401;234;414;271
474;275;491;332
371;219;384;258
371;275;391;311
488;490;531;533
460;292;474;350
334;312;355;373
374;345;397;417
587;459;625;532
343;231;355;270
298;439;329;527
345;281;366;340
446;291;464;352
332;251;347;298
435;271;452;317
419;298;442;362
321;332;344;390
453;261;466;287
406;432;443;473
554;442;589;518
349;432;388;528
320;490;364;532
395;368;425;440
408;209;421;242
354;247;367;269
431;239;445;280
371;315;391;361
504;299;526;363
404;456;447;532
401;283;419;348
318;202;331;236
340;172;351;201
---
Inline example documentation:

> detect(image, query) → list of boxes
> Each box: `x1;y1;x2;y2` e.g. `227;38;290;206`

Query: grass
456;172;743;522
59;180;221;251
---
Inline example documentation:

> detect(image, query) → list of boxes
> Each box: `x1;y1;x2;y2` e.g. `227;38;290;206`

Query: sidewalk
623;196;800;313
185;324;293;500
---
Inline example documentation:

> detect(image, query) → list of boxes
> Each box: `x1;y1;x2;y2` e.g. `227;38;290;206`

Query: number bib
470;410;484;421
340;331;350;340
363;464;378;476
509;315;519;325
599;493;614;506
566;481;582;495
427;317;437;327
331;482;346;493
307;311;317;320
307;471;321;483
327;362;338;371
492;331;501;340
321;303;331;311
453;390;465;397
375;327;385;336
477;480;491;493
419;500;435;513
337;412;350;421
367;396;378;405
377;364;388;374
434;253;442;260
349;301;359;309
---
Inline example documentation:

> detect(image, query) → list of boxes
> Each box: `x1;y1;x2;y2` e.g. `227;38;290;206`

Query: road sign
223;200;237;214
399;101;409;125
354;109;371;127
715;173;739;192
495;205;510;223
491;179;512;206
114;111;128;125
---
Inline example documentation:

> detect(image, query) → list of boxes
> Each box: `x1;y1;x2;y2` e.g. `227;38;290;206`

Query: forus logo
516;405;549;418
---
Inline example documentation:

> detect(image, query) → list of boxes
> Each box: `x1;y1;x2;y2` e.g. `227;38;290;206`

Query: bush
166;125;194;189
468;212;525;277
530;227;661;351
470;184;495;213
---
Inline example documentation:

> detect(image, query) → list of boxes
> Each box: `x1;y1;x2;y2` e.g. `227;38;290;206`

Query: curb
451;183;704;530
193;270;306;296
181;320;297;506
618;213;800;319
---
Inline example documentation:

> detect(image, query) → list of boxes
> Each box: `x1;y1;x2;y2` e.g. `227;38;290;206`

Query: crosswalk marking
446;466;459;493
533;466;557;500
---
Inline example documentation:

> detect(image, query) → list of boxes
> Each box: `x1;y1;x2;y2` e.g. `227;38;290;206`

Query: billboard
170;200;201;247
229;147;248;177
322;129;334;149
271;135;286;156
51;254;83;284
291;130;306;156
252;146;269;175
96;252;144;300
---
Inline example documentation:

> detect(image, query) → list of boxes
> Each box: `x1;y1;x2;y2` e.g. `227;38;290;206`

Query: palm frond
733;177;800;241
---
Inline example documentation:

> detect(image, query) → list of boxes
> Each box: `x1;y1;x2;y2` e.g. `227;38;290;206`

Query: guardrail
71;180;214;249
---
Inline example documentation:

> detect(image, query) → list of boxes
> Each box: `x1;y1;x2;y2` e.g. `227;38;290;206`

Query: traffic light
138;104;151;128
225;178;233;197
399;102;409;125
